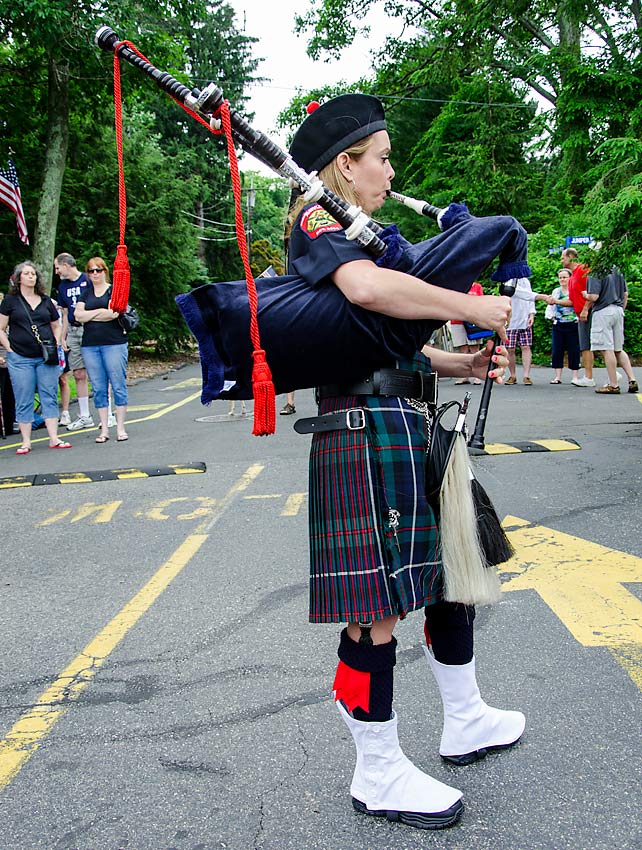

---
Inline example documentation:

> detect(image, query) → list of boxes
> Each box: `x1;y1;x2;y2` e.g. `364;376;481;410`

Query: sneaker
58;410;71;426
67;415;94;431
107;413;117;427
628;380;639;393
571;376;596;387
595;385;620;394
505;376;517;385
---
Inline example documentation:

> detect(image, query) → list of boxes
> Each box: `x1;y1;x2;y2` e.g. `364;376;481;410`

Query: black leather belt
318;368;437;406
294;408;366;435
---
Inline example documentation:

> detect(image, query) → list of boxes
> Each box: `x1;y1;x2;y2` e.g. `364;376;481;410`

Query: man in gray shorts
54;253;94;429
585;266;639;394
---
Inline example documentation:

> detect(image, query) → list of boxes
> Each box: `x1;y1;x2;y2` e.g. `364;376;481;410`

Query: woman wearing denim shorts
75;257;129;442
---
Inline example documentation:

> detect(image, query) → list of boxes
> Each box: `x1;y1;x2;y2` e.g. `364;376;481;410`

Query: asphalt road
0;363;640;850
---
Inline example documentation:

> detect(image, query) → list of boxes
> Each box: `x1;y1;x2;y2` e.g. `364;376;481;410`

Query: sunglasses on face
87;268;106;274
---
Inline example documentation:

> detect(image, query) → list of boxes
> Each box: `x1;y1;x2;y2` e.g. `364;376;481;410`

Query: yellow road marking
244;494;282;500
483;443;522;454
530;439;581;452
59;474;93;485
0;463;264;793
158;377;202;390
0;391;201;451
502;515;642;689
282;493;307;516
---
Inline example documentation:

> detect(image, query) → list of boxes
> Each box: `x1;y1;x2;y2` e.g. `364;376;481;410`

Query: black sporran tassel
469;473;515;567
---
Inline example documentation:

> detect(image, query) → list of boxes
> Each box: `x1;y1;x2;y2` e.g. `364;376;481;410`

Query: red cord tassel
251;349;276;436
110;243;130;313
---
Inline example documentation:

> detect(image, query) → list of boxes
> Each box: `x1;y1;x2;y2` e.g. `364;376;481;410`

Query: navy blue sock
337;628;396;722
424;601;475;664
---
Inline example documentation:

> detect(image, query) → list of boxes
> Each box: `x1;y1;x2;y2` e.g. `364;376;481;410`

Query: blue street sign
565;236;592;247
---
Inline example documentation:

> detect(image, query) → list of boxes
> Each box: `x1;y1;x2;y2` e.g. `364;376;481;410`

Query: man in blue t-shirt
54;252;94;429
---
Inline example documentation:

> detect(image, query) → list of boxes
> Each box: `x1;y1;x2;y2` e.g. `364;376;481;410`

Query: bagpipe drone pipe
95;26;531;404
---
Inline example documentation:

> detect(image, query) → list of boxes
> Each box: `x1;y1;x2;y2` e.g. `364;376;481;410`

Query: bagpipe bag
176;209;529;402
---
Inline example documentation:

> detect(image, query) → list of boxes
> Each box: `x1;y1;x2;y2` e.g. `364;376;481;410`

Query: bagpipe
95;27;520;593
95;27;529;411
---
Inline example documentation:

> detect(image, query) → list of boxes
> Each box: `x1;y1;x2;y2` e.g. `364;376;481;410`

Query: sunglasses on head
87;267;106;274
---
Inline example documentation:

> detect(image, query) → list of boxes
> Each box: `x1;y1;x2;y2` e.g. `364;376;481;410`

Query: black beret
289;94;387;174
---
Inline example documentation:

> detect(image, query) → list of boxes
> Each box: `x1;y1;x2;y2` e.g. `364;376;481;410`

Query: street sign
565;235;592;247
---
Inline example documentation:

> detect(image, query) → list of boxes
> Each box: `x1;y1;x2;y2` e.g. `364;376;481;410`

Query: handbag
118;304;139;332
18;296;59;365
463;321;494;340
39;337;59;365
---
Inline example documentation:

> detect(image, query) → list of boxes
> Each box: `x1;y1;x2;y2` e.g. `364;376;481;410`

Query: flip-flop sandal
95;435;110;443
50;440;72;449
16;446;31;455
550;379;562;384
116;434;129;441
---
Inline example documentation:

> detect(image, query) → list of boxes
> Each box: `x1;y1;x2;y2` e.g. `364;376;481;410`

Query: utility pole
246;175;256;271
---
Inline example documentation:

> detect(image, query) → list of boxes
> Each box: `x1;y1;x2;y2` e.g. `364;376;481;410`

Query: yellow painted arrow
501;516;642;689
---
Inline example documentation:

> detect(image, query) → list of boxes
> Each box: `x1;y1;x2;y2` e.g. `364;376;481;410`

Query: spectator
504;277;549;385
584;266;639;394
280;391;296;415
547;269;580;384
0;292;16;437
559;248;594;387
54;252;94;430
74;257;130;442
228;399;247;416
50;293;73;426
0;261;72;453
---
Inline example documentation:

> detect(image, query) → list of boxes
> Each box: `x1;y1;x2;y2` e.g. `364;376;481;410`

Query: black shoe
352;796;463;830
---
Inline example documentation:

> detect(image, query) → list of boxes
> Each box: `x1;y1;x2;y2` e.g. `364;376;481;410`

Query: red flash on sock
333;661;370;713
424;620;432;648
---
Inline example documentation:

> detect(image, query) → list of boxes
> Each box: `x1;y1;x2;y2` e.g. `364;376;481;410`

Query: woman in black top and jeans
0;261;71;454
75;257;129;443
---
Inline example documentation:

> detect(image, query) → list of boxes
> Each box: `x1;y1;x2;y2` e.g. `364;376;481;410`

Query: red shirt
568;264;589;314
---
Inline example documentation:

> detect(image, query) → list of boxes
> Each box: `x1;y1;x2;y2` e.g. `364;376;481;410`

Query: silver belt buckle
346;408;366;430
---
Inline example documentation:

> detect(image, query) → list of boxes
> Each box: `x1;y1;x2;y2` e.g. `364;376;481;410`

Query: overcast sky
227;0;391;173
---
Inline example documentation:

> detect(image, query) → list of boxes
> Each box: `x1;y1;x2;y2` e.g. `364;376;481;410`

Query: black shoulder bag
118;304;139;332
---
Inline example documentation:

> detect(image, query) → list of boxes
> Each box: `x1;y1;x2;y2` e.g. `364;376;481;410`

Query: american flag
0;160;29;245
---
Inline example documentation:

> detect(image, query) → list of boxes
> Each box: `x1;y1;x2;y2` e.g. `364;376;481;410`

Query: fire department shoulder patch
300;204;343;239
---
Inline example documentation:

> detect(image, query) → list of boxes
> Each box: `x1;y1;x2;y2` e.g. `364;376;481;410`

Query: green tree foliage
0;0;260;353
296;0;642;205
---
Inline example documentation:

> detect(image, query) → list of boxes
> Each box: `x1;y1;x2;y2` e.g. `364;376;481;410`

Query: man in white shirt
503;277;549;385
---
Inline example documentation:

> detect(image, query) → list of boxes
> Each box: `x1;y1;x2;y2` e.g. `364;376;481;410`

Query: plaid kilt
308;358;443;623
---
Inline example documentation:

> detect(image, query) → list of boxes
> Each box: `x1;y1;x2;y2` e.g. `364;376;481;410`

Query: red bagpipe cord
111;46;130;314
110;42;275;434
215;102;276;435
